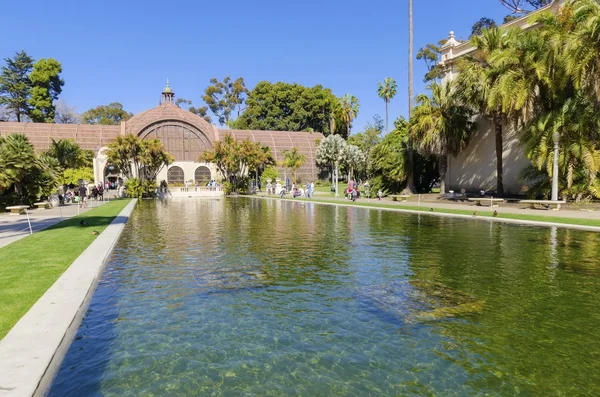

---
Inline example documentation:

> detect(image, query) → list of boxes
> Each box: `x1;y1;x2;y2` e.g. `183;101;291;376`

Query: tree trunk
406;0;416;194
494;114;504;195
385;100;389;134
439;155;447;195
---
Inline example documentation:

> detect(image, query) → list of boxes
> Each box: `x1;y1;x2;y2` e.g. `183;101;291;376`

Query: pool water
49;198;600;396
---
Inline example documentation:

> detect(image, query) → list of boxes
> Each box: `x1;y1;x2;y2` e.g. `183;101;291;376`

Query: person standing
79;184;88;208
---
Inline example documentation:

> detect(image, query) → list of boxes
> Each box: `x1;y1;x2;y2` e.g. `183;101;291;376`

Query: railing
158;186;223;193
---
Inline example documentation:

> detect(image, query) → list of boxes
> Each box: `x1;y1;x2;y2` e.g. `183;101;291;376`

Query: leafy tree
411;81;475;194
348;115;383;178
316;134;346;196
176;98;211;123
233;81;343;136
54;99;80;124
0;51;34;122
471;17;497;37
82;102;132;125
28;58;64;123
342;144;365;181
201;135;271;192
416;41;448;82
282;147;307;184
377;77;398;134
202;76;248;125
368;118;409;196
339;94;360;137
0;134;59;207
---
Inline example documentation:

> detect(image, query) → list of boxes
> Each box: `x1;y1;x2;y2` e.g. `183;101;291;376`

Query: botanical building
0;82;323;186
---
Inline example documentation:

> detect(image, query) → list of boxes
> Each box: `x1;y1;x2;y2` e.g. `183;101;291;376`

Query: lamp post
551;131;559;201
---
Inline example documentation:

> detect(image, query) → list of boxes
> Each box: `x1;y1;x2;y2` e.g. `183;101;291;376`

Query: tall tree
233;82;342;135
348;115;383;176
28;58;64;123
416;40;448;82
82;102;132;125
202;76;248;126
407;0;416;193
0;51;34;122
339;94;360;137
411;81;475;194
282;147;307;184
377;77;398;134
368;118;410;195
316;134;347;196
176;98;212;123
455;27;513;195
343;144;366;181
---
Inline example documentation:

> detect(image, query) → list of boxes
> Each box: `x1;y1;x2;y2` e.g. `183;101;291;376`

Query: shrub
125;178;157;198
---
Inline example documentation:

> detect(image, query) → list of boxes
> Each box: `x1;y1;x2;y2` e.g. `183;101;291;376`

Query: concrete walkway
0;199;113;249
0;199;137;397
308;192;600;221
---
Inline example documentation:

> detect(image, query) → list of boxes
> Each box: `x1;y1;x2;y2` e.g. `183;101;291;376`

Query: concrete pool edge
255;196;600;233
0;199;137;397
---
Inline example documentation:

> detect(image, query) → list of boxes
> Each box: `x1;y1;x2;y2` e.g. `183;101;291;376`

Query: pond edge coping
257;196;600;233
0;199;138;397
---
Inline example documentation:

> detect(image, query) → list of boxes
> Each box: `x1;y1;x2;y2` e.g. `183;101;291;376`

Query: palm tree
47;138;82;170
407;0;416;193
377;78;398;134
411;81;475;194
339;94;360;138
282;147;307;184
455;27;512;195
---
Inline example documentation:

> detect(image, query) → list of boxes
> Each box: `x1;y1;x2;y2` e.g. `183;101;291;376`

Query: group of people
344;181;361;202
269;181;315;199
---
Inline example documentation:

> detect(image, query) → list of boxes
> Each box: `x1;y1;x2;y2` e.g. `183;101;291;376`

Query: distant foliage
82;102;133;125
232;81;350;137
28;58;64;123
202;76;248;126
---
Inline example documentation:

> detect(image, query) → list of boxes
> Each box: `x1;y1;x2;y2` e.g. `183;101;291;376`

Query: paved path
306;193;600;220
0;199;112;249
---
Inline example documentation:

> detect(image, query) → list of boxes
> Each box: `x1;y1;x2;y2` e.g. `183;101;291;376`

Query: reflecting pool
50;198;600;396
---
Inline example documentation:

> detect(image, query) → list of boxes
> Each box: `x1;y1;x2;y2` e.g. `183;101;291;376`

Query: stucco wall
445;117;531;195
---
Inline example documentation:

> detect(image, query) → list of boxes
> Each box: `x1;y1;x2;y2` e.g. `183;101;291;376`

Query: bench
468;197;505;207
34;201;50;210
390;194;411;202
520;200;566;210
6;205;29;215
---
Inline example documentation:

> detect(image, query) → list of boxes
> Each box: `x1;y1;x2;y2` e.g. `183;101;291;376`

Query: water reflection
50;198;600;396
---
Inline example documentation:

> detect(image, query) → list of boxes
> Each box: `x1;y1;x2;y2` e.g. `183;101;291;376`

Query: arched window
194;166;211;185
167;166;185;185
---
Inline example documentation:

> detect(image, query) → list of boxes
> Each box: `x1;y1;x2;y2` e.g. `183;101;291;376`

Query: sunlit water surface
49;198;600;396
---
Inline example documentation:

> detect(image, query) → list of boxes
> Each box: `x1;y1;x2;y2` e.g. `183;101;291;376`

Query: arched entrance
194;166;211;185
167;166;185;185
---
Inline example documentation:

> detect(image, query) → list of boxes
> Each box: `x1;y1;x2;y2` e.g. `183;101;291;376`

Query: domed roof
124;103;218;142
162;79;173;94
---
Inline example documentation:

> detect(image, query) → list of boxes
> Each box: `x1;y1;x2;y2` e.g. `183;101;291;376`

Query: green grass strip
0;199;132;339
291;197;600;228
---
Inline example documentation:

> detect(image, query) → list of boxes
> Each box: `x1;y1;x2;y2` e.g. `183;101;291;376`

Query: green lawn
294;197;600;228
0;199;132;339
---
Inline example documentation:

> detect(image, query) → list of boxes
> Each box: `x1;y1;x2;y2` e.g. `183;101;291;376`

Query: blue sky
0;0;512;132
